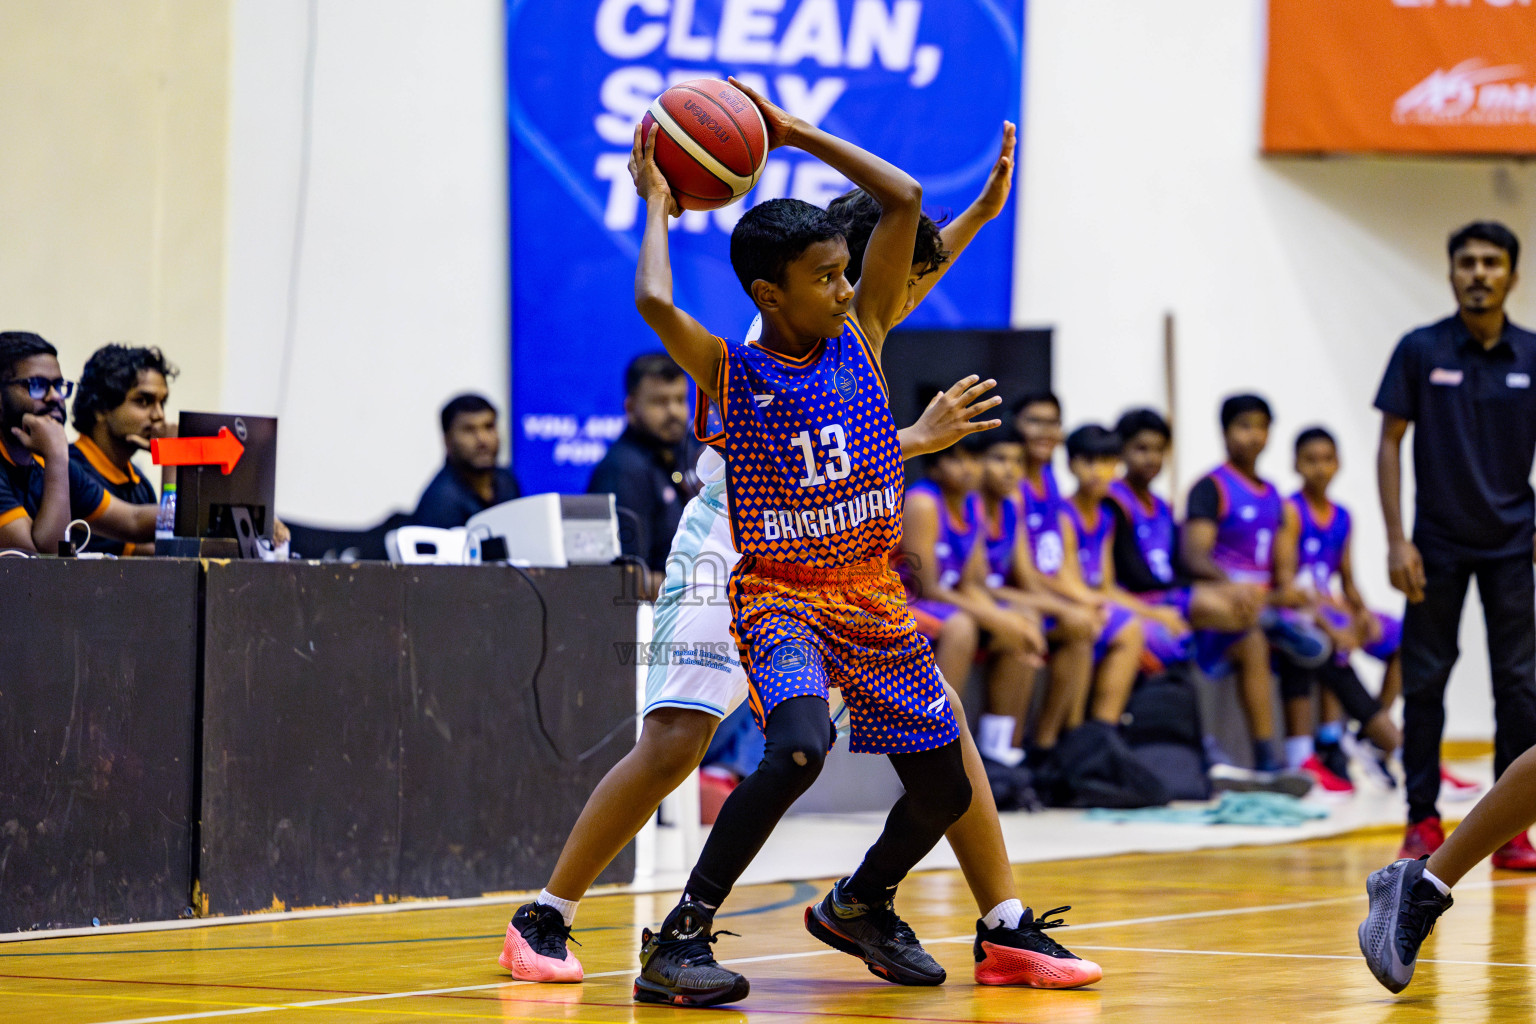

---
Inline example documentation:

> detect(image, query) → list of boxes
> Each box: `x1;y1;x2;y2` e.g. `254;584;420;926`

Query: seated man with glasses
68;344;177;556
0;332;157;554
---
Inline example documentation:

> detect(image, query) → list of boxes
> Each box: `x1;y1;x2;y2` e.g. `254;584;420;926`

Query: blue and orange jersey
1291;492;1351;598
902;479;982;590
1063;498;1113;589
982;493;1022;589
1020;463;1067;577
1196;463;1283;585
1107;479;1179;586
697;316;902;568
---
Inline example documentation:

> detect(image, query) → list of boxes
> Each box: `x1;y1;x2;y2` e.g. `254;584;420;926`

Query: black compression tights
684;695;972;910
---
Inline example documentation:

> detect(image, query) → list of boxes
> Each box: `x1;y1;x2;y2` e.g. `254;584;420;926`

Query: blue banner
508;0;1025;495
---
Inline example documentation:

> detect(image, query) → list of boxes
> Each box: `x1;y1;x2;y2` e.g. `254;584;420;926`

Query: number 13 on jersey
791;424;851;487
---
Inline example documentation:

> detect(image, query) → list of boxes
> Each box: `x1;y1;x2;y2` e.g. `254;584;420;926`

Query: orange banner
1265;0;1536;154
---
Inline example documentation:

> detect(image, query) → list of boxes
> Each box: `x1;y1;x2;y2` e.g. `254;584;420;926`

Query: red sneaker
1440;765;1483;800
1397;817;1444;861
1300;754;1354;797
1492;831;1536;870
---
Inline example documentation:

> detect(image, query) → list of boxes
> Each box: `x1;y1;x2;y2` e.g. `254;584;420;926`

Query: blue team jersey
982;494;1022;588
1292;492;1351;597
903;479;982;589
1063;498;1114;589
1107;479;1179;586
1204;464;1283;585
1021;463;1068;577
699;316;902;569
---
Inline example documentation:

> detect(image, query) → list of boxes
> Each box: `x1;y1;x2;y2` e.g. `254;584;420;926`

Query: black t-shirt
1106;498;1189;592
412;463;522;529
588;426;694;572
1185;477;1221;523
70;437;157;556
1375;314;1536;557
0;443;110;544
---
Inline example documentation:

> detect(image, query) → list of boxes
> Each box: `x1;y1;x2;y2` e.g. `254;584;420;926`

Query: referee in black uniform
1376;221;1536;868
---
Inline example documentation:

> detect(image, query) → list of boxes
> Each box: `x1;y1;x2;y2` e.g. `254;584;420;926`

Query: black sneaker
1317;739;1351;783
804;878;945;986
633;900;749;1007
1358;856;1453;993
974;906;1103;988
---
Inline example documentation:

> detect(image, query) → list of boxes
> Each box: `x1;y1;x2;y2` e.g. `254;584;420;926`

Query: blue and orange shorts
730;554;960;756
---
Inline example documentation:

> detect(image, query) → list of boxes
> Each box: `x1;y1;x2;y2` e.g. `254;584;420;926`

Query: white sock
1421;868;1451;896
982;899;1024;931
536;889;579;928
1284;735;1314;770
978;714;1020;762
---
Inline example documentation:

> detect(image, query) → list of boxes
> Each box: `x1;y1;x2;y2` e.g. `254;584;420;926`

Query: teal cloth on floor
1084;791;1329;827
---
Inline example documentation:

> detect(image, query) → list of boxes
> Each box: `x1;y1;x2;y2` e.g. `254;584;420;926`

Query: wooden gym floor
1;828;1533;1023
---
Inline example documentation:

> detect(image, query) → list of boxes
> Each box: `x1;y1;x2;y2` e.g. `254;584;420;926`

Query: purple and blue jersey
1193;464;1283;586
1021;463;1068;578
982;494;1023;589
903;480;982;590
1107;479;1179;588
1291;493;1350;598
1062;499;1113;589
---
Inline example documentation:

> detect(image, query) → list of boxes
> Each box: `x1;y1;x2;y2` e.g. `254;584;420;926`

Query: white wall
224;0;507;527
1016;0;1536;739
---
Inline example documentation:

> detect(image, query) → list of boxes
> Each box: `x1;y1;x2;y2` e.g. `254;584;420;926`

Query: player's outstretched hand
630;123;680;217
727;77;799;150
970;122;1016;221
907;375;1002;456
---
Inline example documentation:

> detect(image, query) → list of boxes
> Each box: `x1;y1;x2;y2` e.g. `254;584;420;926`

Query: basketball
641;78;768;212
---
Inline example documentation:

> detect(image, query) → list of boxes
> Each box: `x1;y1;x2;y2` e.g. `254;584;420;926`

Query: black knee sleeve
1276;653;1315;702
1316;661;1383;725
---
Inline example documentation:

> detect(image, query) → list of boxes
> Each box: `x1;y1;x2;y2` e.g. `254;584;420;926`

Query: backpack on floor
1035;720;1171;809
1121;665;1212;801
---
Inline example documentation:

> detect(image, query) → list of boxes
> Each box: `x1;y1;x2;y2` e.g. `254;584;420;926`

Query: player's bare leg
1230;627;1277;749
980;646;1034;764
501;707;718;981
1035;617;1093;749
1380;652;1403;709
1089;615;1143;725
1187;581;1263;633
943;681;1103;987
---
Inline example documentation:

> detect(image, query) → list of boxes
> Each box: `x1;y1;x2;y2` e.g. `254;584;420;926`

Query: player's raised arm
728;77;920;349
909;122;1016;313
897;375;1002;460
630;124;723;402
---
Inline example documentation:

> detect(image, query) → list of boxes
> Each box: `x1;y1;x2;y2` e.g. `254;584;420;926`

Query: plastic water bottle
155;483;177;541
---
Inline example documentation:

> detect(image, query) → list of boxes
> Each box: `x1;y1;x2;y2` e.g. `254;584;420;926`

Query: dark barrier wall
198;561;640;914
0;559;201;932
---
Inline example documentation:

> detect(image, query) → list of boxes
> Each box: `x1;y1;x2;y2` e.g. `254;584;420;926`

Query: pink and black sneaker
974;906;1103;988
499;903;583;982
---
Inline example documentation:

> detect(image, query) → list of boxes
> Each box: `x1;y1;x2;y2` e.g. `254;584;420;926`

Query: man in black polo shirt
1376;221;1536;867
69;344;175;556
413;393;522;528
588;351;695;598
0;332;157;553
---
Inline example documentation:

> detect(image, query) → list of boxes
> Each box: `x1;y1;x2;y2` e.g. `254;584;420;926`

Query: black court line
0;881;820;959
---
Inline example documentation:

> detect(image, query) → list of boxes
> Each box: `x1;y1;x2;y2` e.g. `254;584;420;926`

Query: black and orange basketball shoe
632;900;749;1007
804;878;945;985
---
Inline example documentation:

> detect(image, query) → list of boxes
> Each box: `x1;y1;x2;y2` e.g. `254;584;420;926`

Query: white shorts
644;463;847;740
644;475;747;719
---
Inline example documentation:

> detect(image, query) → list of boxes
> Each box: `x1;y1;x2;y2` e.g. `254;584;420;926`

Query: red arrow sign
151;428;246;475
